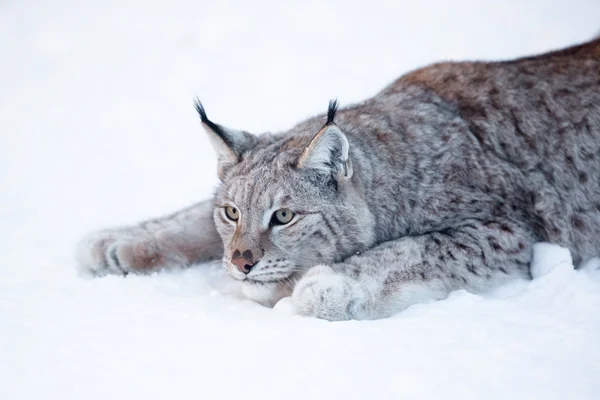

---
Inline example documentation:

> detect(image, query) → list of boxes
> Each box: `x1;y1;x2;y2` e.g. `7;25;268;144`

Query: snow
530;243;574;279
1;0;600;399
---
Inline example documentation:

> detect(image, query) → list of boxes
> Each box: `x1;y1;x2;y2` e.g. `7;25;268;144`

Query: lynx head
195;100;374;306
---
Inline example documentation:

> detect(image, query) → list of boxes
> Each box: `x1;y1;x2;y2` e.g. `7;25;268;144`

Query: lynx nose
231;249;256;274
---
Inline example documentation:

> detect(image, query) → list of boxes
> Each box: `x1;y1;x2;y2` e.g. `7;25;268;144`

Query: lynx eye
272;208;294;225
225;206;239;221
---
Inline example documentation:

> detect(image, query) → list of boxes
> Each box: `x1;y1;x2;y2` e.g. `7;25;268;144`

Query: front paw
75;229;169;277
292;265;354;321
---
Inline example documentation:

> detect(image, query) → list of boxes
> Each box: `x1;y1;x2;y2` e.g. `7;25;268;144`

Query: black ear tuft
194;97;208;122
327;99;339;125
193;97;235;148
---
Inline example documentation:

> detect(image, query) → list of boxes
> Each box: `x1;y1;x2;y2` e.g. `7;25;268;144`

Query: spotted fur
76;38;600;320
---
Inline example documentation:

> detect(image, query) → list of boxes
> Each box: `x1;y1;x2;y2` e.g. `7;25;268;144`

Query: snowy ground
2;1;600;399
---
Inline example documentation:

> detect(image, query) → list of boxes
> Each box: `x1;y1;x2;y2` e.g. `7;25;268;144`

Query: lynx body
77;39;600;320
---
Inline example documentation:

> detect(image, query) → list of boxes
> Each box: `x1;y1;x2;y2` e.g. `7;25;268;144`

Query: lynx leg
75;199;223;276
293;220;534;320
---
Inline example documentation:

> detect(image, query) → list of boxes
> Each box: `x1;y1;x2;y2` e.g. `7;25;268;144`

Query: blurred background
1;0;599;277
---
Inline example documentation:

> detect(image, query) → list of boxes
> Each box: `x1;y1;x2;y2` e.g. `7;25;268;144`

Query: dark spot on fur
524;136;536;150
565;154;575;167
461;104;487;121
500;224;513;234
452;196;464;204
376;132;392;143
579;172;588;183
580;148;594;160
499;267;508;274
544;169;557;184
466;264;479;276
571;216;585;230
384;270;402;286
492;204;504;217
523;80;535;90
312;231;326;239
487;236;502;250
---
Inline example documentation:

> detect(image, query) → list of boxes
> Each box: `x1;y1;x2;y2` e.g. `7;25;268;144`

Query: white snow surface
2;1;600;399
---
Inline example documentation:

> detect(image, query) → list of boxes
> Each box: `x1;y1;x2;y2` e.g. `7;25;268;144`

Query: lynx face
214;162;338;304
198;100;375;305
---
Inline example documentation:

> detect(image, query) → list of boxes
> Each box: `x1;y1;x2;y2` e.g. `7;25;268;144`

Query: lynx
76;38;600;320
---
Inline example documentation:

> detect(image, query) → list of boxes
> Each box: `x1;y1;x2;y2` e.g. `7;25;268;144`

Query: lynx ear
194;99;257;179
297;100;353;182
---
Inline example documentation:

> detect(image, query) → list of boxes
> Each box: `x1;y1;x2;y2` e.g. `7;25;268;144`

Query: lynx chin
76;38;600;321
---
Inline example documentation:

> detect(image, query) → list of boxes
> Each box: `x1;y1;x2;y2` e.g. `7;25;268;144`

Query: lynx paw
75;229;171;277
292;265;355;321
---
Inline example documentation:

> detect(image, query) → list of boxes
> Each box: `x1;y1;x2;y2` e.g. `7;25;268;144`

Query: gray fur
76;38;600;320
